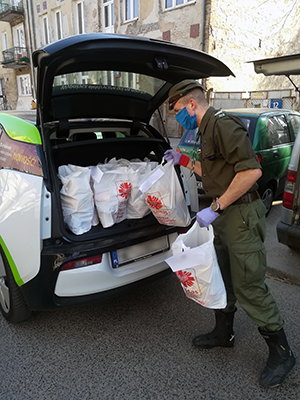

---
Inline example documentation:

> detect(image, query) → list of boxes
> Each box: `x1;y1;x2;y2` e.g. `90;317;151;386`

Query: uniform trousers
212;198;283;332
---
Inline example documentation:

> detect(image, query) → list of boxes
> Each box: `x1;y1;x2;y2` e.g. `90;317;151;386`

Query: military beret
168;79;205;110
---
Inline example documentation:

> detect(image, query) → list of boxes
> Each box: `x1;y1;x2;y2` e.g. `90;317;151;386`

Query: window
289;114;300;138
55;11;63;40
124;0;138;21
268;115;291;147
16;26;25;47
76;1;85;34
53;70;165;98
239;116;258;144
164;0;194;10
1;32;8;51
103;0;114;33
42;16;49;45
17;75;32;96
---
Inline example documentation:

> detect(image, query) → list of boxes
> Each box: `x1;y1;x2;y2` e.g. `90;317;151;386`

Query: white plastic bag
127;162;153;219
91;164;132;228
165;223;227;309
59;164;97;235
139;161;191;227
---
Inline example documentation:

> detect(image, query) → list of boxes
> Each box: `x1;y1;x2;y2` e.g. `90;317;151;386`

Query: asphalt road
0;267;299;399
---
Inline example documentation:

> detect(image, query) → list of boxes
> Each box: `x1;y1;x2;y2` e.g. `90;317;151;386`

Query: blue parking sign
270;99;282;109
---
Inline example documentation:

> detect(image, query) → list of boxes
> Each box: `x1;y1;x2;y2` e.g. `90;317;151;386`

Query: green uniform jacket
198;107;261;198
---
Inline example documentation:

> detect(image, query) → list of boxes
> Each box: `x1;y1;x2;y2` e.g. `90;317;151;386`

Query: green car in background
177;108;300;215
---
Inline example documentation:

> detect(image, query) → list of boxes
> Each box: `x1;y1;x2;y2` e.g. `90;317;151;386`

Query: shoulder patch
215;110;227;119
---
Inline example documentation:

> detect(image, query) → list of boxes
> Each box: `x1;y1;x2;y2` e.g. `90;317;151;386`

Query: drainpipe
200;0;206;52
200;0;207;95
24;0;36;101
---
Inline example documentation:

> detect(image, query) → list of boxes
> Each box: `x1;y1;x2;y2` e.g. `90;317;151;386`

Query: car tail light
61;255;103;271
256;154;262;163
282;170;297;209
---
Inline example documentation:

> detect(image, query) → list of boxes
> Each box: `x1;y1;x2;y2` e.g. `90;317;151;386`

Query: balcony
2;46;29;69
0;2;24;23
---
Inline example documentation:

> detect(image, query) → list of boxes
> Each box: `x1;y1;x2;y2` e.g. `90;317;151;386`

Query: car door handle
273;151;280;158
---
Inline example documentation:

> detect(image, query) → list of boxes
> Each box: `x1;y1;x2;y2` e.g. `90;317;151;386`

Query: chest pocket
202;119;220;161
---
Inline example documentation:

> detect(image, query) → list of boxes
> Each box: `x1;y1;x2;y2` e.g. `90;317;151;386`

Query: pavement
169;136;300;287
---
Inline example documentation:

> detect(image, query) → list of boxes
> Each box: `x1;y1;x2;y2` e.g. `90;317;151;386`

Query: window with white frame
75;1;85;34
12;23;25;49
55;10;63;40
124;0;138;22
17;74;32;96
1;32;8;51
42;16;49;45
164;0;194;10
103;0;114;33
16;26;25;47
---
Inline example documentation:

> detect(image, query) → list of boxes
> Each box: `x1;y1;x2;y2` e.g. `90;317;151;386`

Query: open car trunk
46;119;195;248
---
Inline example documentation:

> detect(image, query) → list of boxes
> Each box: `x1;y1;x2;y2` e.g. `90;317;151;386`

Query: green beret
168;79;205;109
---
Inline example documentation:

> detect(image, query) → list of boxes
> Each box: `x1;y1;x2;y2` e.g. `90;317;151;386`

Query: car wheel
0;250;31;323
259;184;274;216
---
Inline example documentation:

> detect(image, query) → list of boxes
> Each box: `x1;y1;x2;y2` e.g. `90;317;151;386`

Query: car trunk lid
32;33;234;127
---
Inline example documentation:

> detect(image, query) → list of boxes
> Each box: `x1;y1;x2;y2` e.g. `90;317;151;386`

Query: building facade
0;0;299;117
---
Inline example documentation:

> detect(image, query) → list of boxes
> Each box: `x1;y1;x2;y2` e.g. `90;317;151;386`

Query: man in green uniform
164;79;295;388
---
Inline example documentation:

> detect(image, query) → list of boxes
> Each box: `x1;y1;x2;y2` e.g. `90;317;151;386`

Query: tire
259;184;274;216
0;250;32;323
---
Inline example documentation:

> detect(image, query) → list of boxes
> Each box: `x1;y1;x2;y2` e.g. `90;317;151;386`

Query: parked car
277;129;300;252
250;52;300;250
0;33;233;323
177;108;300;214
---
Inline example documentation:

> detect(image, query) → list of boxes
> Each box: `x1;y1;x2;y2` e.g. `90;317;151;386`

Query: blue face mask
175;106;198;130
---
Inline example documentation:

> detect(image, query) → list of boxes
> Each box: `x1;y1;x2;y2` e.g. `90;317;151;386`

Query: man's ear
189;98;197;111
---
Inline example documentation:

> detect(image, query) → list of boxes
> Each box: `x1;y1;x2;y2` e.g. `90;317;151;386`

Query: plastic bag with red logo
91;164;132;228
165;223;227;309
127;161;158;219
139;160;191;227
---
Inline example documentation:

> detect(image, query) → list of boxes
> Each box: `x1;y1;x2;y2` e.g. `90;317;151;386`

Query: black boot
259;328;295;388
192;309;236;349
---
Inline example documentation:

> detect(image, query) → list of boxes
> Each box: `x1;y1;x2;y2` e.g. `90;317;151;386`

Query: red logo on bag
175;270;195;288
118;182;131;199
146;195;162;210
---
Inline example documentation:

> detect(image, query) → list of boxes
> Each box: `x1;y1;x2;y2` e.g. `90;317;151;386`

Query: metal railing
2;46;28;64
0;2;24;14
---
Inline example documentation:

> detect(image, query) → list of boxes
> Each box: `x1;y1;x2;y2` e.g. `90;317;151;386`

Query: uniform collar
199;106;216;135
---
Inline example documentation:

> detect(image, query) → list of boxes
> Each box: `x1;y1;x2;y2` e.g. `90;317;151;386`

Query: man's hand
196;207;219;227
164;149;182;165
164;150;190;167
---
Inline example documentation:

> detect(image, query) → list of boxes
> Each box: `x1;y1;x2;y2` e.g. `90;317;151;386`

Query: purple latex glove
196;207;219;227
164;149;181;165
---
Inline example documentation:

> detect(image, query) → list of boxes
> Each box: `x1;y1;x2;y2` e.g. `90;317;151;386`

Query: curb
266;266;300;287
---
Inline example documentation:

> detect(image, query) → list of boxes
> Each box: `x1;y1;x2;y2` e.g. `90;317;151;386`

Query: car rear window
238;116;258;144
53;71;165;98
290;114;300;138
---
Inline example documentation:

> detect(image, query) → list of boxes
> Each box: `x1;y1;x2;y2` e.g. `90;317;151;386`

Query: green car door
258;114;294;195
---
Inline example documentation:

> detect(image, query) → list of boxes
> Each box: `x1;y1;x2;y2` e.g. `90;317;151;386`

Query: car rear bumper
276;220;300;249
20;232;178;311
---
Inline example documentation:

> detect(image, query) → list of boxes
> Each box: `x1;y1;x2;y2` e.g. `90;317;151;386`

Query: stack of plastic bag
59;158;190;232
58;164;98;235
